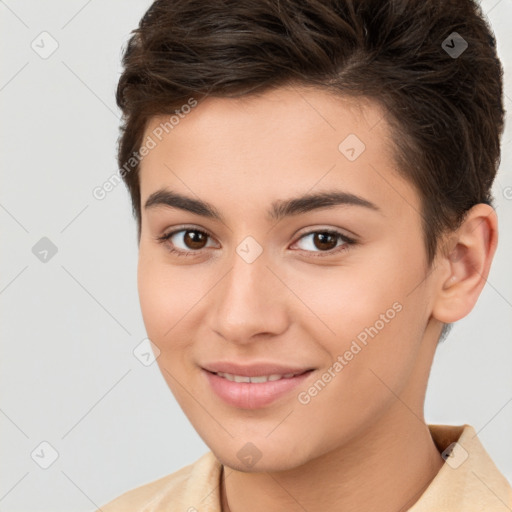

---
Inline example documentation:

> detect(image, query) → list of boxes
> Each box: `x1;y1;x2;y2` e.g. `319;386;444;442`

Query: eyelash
155;226;357;259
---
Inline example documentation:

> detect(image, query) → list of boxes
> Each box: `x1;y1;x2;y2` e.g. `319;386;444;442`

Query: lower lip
203;369;313;409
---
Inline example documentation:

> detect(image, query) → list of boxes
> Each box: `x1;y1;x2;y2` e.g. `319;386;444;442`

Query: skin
136;85;497;512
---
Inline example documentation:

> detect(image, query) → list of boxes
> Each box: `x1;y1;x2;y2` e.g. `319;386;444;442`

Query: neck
221;407;444;512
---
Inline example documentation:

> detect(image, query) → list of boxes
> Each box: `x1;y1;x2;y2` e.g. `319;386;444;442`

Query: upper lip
202;362;314;377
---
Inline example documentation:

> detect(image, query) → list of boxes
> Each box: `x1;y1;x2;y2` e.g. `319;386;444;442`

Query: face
137;85;441;472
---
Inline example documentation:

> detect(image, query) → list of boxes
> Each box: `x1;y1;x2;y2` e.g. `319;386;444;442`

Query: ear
432;204;498;323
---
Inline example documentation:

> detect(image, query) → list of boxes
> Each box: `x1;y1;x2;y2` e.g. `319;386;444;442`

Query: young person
99;0;512;510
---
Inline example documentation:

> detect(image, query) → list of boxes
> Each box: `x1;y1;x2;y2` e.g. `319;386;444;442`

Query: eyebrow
144;188;380;222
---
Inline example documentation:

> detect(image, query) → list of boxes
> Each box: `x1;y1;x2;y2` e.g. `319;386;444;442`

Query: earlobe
432;204;498;323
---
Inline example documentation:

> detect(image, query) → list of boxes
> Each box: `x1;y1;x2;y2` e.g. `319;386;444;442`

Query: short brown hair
116;0;504;265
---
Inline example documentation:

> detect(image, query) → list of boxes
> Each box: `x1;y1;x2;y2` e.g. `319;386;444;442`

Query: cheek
137;254;202;401
137;250;216;374
300;246;427;393
287;256;408;343
137;251;190;342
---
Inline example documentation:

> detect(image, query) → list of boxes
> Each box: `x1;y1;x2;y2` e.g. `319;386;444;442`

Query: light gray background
1;1;511;510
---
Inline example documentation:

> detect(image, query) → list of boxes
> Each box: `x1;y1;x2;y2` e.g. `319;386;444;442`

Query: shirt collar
408;424;512;511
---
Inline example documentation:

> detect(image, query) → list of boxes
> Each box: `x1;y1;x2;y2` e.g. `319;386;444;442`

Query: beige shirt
98;424;512;511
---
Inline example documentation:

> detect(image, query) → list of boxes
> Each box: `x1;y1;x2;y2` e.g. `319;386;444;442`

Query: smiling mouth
203;368;315;409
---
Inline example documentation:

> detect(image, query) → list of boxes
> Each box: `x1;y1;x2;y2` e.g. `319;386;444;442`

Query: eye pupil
185;230;207;249
314;232;338;251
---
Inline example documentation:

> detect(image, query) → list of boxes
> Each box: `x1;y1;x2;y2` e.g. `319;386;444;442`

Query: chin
207;435;318;474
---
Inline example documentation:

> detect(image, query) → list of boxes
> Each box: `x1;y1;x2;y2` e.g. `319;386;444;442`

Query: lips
201;361;315;409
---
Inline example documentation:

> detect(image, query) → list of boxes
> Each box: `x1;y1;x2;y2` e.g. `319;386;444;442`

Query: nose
209;246;289;344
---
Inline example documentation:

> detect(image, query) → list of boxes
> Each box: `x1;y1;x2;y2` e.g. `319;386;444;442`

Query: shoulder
97;451;222;512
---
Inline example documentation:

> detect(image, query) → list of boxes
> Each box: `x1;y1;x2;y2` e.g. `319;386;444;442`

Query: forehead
138;85;419;221
143;86;388;154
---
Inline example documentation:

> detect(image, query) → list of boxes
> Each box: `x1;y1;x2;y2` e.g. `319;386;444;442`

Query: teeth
248;375;273;383
216;372;299;383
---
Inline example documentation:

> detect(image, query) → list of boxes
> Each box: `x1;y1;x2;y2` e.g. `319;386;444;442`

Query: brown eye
156;228;214;256
181;230;208;250
292;229;355;258
311;232;338;251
